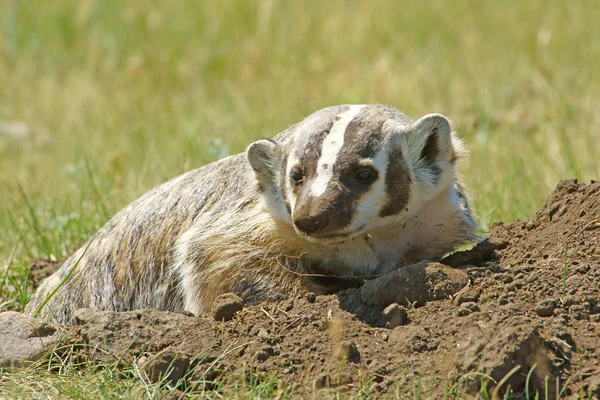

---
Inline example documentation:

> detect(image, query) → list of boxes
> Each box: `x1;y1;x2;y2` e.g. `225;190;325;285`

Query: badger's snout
293;213;330;235
291;189;352;239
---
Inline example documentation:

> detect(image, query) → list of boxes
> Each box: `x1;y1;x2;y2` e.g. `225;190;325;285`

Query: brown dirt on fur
29;180;600;397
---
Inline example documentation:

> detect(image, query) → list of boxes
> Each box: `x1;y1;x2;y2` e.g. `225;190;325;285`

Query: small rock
455;287;480;305
138;350;190;384
0;311;61;368
305;292;317;303
255;350;270;362
335;341;360;362
382;303;407;329
212;293;244;321
380;332;389;342
536;299;557;317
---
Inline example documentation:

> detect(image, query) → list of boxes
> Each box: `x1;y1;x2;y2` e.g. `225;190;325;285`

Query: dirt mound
31;180;600;397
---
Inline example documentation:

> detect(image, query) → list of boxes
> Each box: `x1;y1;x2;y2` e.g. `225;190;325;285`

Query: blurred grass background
1;0;599;303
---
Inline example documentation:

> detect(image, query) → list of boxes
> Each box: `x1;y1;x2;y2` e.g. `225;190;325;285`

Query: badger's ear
246;139;284;184
401;114;459;186
411;114;453;165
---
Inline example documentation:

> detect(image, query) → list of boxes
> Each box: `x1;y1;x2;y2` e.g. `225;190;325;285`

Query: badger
26;104;477;324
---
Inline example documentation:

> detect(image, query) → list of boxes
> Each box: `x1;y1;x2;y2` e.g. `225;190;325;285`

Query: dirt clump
381;303;408;329
212;293;244;321
137;350;191;385
20;179;600;397
0;311;61;368
360;261;469;309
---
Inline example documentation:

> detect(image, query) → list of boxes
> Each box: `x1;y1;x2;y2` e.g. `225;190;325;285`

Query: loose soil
20;180;600;397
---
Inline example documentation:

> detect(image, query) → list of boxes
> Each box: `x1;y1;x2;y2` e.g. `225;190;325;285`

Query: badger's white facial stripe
286;153;300;211
351;149;388;230
310;105;364;197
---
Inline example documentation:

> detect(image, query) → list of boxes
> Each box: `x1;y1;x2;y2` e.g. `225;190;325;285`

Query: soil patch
22;180;600;397
28;259;61;289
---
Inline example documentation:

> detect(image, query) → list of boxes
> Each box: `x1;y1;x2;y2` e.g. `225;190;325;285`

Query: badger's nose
294;214;330;235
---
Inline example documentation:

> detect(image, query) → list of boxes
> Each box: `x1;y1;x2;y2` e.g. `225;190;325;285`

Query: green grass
1;0;599;398
0;341;294;399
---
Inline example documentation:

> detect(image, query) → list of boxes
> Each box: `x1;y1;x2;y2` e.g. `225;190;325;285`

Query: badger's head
247;104;464;244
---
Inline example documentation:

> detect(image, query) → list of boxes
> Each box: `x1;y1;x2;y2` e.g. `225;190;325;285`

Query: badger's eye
355;167;378;183
290;168;304;186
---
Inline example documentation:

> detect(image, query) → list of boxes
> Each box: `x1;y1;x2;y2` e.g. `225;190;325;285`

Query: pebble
305;292;317;303
382;303;408;329
212;293;244;321
455;288;480;305
255;350;270;362
536;299;558;317
335;341;360;361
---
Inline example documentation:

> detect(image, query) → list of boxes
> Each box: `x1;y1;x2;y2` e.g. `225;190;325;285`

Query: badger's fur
27;104;477;324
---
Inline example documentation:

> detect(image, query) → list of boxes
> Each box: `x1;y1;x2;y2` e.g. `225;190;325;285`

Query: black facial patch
379;148;411;217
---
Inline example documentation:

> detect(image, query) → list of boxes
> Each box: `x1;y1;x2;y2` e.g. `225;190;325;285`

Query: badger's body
27;104;477;324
